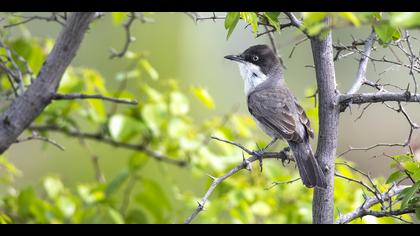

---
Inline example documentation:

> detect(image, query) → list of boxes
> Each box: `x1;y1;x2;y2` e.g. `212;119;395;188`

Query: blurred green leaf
264;12;280;30
339;12;361;27
139;59;159;80
107;207;125;224
225;12;240;39
109;114;146;142
374;21;400;45
112;12;127;25
43;176;64;199
390;12;420;28
386;171;406;184
129;153;149;172
240;12;259;36
190;86;215;109
169;92;189;116
398;181;420;209
105;170;129;197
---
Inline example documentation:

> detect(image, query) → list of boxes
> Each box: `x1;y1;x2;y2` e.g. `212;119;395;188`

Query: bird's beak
224;54;245;63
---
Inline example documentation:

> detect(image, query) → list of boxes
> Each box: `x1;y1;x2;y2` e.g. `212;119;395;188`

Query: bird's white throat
238;62;267;95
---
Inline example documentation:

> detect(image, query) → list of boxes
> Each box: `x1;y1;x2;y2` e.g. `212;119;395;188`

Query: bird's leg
253;138;278;172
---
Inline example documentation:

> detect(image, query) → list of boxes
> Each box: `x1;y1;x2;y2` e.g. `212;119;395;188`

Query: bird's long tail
287;138;327;188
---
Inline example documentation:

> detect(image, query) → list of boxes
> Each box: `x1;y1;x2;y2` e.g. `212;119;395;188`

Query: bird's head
225;44;281;94
224;44;280;76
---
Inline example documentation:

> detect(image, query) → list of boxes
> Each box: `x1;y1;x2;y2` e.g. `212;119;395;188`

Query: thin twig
29;125;188;167
14;133;65;151
53;93;138;105
110;12;136;59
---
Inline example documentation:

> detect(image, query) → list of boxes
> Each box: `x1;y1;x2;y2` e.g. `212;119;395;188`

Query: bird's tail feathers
288;140;327;188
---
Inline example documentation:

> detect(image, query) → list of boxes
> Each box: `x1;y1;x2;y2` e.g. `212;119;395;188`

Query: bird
224;44;327;188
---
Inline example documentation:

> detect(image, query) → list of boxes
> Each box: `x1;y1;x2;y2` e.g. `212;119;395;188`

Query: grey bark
339;92;420;105
310;31;339;224
0;12;95;154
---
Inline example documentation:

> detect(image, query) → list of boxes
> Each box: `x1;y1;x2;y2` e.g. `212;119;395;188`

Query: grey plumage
226;44;327;188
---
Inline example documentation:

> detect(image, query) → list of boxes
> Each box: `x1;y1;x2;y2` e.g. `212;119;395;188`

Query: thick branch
347;30;376;94
0;12;96;154
339;92;420;108
29;125;187;167
310;20;339;224
53;93;138;105
336;185;408;224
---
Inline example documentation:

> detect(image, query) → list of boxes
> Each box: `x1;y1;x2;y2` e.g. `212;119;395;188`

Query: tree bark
310;31;339;224
0;12;95;154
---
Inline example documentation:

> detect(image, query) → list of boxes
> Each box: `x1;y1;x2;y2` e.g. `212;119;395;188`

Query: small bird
224;44;327;188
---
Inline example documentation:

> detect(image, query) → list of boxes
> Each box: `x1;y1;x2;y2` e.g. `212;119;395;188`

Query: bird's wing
294;101;314;139
247;87;303;142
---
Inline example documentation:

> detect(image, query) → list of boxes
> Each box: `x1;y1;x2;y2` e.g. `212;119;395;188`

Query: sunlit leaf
109;114;146;142
390;12;420;28
265;12;280;30
398;181;420;209
43;176;64;199
107;207;125;224
139;59;159;80
169;92;189;115
339;12;361;27
190;86;215;109
225;12;240;39
105;170;129;196
240;12;259;36
386;171;406;184
112;12;127;25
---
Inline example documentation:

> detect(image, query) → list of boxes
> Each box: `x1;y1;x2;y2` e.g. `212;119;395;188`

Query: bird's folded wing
295;101;314;139
247;88;303;142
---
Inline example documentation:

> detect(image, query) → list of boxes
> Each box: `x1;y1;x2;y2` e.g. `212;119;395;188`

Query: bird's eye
252;55;259;61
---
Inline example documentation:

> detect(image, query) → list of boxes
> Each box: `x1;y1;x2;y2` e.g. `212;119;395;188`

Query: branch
347;30;376;94
14;133;65;151
52;93;138;105
310;18;339;224
339;92;420;112
110;12;136;59
336;185;409;224
184;137;292;224
0;12;96;154
29;125;187;167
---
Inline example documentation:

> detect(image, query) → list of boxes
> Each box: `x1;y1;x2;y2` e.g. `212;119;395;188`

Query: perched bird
224;44;327;188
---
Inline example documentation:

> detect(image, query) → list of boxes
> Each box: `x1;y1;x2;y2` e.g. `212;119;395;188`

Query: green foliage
224;12;240;39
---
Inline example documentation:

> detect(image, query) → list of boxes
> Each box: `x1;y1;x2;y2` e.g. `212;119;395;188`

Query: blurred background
1;12;419;223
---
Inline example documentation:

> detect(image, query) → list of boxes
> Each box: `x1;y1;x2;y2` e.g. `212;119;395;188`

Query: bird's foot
279;147;291;167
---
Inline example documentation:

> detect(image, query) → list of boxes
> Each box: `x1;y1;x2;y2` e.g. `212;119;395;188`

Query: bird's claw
252;150;264;173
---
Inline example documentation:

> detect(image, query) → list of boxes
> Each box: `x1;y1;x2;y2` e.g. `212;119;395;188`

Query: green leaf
43;176;64;199
416;207;420;220
169;92;189;115
386;171;406;184
139;59;159;80
135;178;171;222
390;12;420;28
107;207;125;224
265;12;280;30
109;114;146;142
129;153;149;172
399;181;420;209
142;103;167;136
112;12;127;25
190;86;215;109
374;21;400;45
224;12;240;39
105;170;129;196
302;12;327;26
339;12;361;27
240;12;259;36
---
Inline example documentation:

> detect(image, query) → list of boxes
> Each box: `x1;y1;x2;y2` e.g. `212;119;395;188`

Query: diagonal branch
184;137;292;224
347;30;376;94
0;12;96;154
